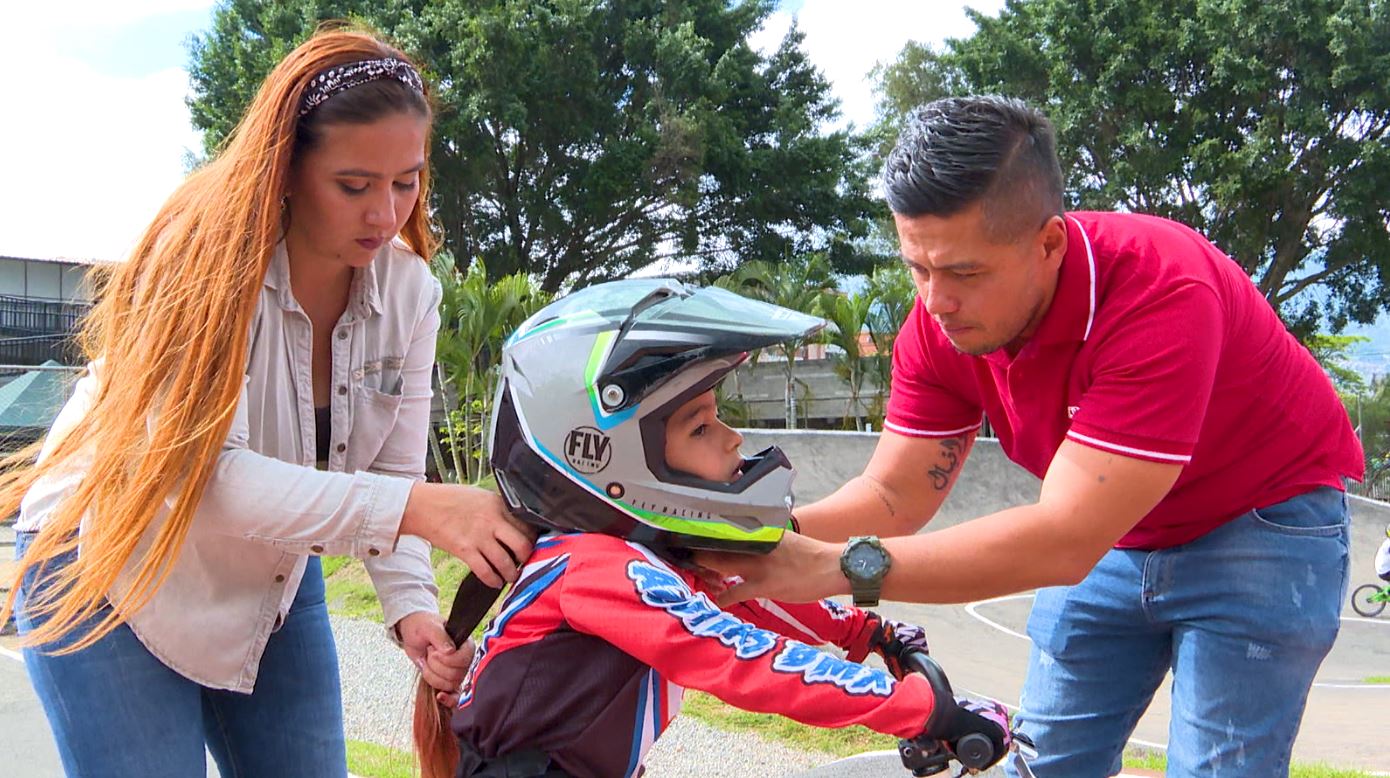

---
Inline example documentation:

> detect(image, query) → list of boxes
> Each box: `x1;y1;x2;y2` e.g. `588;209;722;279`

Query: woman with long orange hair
0;26;532;777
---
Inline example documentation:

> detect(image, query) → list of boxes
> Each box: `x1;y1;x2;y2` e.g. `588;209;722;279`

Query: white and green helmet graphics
489;278;825;556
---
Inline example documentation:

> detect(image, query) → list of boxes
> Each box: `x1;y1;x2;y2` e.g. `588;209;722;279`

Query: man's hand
397;611;474;707
694;531;847;607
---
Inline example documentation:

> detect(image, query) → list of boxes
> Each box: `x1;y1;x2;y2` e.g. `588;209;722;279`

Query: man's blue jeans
1008;487;1349;777
15;531;348;778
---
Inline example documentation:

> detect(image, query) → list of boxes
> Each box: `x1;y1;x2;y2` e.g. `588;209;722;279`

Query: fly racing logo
628;560;777;659
1067;405;1081;419
564;426;612;473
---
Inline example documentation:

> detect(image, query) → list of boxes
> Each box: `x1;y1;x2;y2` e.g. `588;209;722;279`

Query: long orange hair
0;25;438;653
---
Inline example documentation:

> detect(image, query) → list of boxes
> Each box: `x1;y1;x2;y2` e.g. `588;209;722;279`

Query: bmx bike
1351;581;1390;617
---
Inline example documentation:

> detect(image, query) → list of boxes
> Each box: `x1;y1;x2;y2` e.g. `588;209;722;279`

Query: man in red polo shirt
698;96;1363;776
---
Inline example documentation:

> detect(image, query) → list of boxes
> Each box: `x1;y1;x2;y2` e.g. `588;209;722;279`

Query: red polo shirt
886;211;1364;548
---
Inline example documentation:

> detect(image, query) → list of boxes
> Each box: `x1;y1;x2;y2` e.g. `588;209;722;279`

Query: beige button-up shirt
18;240;443;692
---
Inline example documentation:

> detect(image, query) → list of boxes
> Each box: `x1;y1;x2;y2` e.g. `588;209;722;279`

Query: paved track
747;430;1390;774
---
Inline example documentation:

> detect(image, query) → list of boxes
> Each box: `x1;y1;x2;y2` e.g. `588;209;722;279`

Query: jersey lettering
628;560;777;659
773;642;895;696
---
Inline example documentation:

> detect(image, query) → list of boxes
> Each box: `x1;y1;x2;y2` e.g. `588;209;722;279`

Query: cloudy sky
0;0;1004;262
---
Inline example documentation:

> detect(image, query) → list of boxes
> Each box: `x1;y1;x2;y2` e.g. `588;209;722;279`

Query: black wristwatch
840;535;892;607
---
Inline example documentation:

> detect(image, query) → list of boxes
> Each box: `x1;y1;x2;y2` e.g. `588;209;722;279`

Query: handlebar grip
900;650;954;698
953;733;995;769
899;649;998;771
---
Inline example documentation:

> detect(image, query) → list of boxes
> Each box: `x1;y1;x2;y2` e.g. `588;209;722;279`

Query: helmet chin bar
728;446;793;492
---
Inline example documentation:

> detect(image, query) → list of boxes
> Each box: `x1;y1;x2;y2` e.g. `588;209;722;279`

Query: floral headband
298;57;425;118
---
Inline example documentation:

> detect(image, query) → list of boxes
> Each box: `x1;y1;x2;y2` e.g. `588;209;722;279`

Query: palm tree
863;264;916;428
721;255;835;428
433;254;551;481
817;290;875;430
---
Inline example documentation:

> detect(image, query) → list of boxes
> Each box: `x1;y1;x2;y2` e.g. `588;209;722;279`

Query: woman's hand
397;611;475;707
400;483;535;588
693;531;847;607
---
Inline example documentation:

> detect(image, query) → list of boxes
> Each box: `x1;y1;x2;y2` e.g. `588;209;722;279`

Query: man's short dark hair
883;95;1065;241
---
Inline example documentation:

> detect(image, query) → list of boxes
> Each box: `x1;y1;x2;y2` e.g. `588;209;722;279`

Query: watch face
846;543;885;579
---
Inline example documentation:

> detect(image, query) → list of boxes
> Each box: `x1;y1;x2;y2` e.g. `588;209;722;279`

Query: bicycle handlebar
896;650;998;775
900;650;953;696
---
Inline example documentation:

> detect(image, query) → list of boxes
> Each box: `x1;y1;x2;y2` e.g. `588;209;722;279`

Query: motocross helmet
488;278;825;556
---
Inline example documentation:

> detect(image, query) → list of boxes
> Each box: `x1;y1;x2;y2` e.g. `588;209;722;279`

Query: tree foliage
1355;376;1390;499
716;256;835;428
816;290;874;429
871;0;1390;332
1305;332;1371;396
431;253;550;482
187;0;882;291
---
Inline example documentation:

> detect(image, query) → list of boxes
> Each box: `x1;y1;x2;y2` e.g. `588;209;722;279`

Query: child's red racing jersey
452;533;939;777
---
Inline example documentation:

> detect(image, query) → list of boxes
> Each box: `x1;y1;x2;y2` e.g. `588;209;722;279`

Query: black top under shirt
315;406;331;469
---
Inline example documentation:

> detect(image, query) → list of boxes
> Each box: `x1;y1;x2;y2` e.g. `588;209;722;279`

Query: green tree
187;0;882;291
863;263;915;427
1305;333;1370;397
817;290;874;430
871;0;1390;333
718;256;834;428
864;41;957;158
1347;374;1390;499
1307;333;1390;499
432;254;550;482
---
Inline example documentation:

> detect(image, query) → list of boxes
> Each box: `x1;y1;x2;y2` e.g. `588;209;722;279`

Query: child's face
664;390;744;483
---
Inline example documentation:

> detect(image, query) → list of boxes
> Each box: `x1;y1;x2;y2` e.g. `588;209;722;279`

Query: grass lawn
1122;747;1373;777
322;549;498;641
346;739;415;778
681;690;887;759
323;476;498;628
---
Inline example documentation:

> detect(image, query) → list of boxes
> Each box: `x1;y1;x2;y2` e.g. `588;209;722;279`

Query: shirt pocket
355;356;406;397
345;385;404;472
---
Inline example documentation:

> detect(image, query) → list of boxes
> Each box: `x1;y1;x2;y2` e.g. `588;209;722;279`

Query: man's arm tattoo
861;474;896;518
927;437;963;491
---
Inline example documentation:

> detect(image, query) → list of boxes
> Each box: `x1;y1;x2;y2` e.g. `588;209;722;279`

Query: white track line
959;593;1172;751
962;593;1033;640
1;646;22;663
963;594;1390;693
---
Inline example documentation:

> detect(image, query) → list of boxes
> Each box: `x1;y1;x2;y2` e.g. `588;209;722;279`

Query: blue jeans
1008;487;1350;777
15;531;348;778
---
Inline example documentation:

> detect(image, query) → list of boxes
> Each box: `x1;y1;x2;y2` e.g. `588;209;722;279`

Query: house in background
0;256;100;452
0;255;98;367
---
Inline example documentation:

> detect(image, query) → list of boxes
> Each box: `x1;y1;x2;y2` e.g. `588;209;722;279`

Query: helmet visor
633;285;826;348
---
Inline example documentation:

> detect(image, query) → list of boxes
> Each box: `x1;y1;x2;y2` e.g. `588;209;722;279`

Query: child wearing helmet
445;279;1010;778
